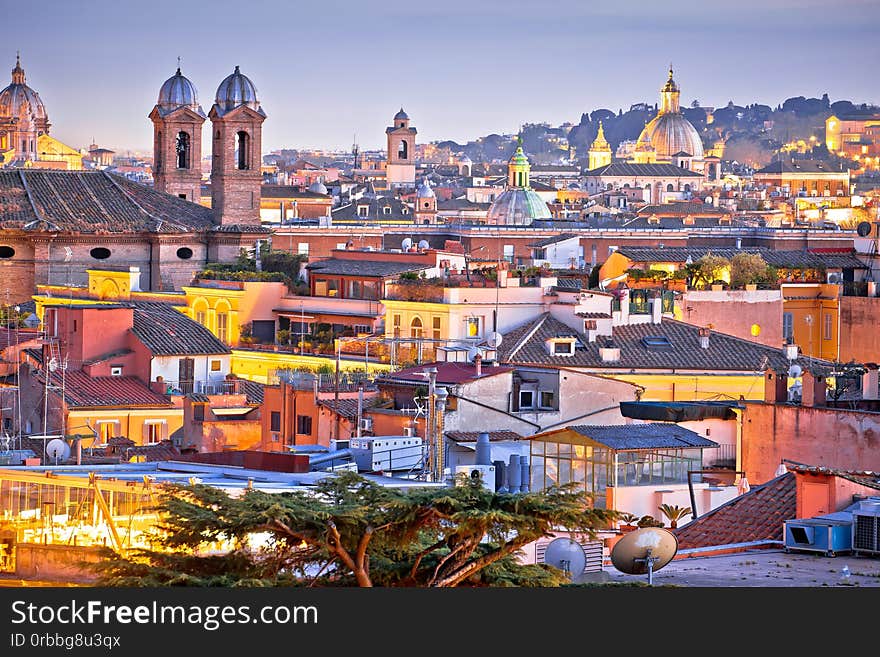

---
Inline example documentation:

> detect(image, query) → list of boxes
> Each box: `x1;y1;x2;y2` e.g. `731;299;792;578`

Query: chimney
651;297;662;324
784;342;799;361
150;376;168;396
764;370;788;403
801;370;827;408
599;340;620;362
698;327;710;349
128;266;141;293
584;319;598;342
473;353;482;376
862;364;879;401
476;432;491;466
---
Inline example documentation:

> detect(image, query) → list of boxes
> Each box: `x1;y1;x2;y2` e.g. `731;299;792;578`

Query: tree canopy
95;471;616;588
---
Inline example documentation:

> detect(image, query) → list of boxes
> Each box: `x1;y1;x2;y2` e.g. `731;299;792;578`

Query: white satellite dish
45;438;71;463
788;363;803;378
417;239;430;250
543;537;587;580
48;357;58;372
486;332;504;348
63;246;73;262
467;346;482;362
401;237;413;251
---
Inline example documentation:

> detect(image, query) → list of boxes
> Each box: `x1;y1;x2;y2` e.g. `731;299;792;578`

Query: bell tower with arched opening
149;65;206;202
209;65;266;227
386;107;416;188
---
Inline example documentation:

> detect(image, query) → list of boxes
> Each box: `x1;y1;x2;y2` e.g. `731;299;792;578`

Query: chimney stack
699;327;710;349
474;352;482;376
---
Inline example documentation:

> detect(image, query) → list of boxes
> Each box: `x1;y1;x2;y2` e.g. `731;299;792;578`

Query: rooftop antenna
610;526;678;586
177;55;181;71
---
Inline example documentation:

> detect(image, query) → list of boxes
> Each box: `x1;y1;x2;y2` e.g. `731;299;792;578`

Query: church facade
0;59;269;303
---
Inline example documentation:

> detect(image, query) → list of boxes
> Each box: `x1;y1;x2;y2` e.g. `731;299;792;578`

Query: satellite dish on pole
788;363;803;379
45;438;71;464
401;237;413;251
610;526;678;585
467;345;482;362
417;239;430;250
543;537;587;580
486;332;503;349
856;221;872;237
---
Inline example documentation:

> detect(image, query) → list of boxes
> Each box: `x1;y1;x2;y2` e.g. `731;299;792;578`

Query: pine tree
95;471;616;587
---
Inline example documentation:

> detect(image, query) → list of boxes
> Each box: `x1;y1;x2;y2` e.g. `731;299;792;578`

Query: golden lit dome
636;66;703;159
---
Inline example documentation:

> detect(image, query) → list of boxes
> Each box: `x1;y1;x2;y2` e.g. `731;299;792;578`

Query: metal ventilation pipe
475;431;491;466
493;460;507;492
507;454;522;492
519;456;530;492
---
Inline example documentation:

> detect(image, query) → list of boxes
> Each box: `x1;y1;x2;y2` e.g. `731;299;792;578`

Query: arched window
176;131;190;169
666;183;675;192
410;316;423;338
397;139;408;160
235;131;249;170
156;131;163;172
684;184;691;192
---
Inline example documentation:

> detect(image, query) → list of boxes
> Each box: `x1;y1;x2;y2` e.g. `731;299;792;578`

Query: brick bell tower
209;65;267;227
149;65;206;202
386;107;416;189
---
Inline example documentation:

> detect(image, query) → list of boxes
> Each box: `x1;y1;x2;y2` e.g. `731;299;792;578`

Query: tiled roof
306;258;428;277
211;224;271;233
235;377;265;405
331;196;411;221
378;361;512;386
446;430;525;442
499;313;821;373
563;423;717;449
260;185;329;199
131;301;231;356
584;162;703;177
49;370;172;408
673;472;796;549
529;233;579;247
0;329;41;351
615;246;868;269
781;460;880;490
622;216;748;229
554;278;584;291
755;160;849;175
317;396;380;420
0;170;215;233
105;437;180;461
636;202;727;216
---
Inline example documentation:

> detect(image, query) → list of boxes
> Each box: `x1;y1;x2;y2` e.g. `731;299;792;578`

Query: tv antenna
610;526;678;586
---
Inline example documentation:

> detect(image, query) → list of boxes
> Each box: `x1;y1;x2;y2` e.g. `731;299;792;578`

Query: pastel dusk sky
6;0;880;153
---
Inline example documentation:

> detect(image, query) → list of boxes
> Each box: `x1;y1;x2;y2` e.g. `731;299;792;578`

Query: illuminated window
467;317;480;337
410;316;423;338
210;360;221;372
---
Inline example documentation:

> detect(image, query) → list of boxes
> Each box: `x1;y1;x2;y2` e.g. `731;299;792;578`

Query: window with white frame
519;390;535;409
110;366;123;376
297;243;309;256
96;420;120;441
466;316;480;337
503;244;514;264
143;419;167;443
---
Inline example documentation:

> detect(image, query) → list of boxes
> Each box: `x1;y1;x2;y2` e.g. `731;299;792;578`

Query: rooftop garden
194;245;309;295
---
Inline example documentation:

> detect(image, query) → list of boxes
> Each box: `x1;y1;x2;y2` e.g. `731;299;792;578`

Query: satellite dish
543;538;587;580
857;221;872;237
610;526;678;585
467;346;482;362
486;331;503;348
401;237;413;250
48;357;58;372
63;246;73;262
788;363;803;378
45;438;71;463
417;239;430;250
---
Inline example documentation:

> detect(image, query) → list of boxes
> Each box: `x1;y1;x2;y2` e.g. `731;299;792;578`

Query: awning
619;401;740;422
210;407;255;417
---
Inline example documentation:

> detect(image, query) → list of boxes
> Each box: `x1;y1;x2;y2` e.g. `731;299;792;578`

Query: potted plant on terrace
617;512;640;533
658;504;693;529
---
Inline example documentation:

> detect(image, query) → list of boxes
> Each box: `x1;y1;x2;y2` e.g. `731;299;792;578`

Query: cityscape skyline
6;0;880;153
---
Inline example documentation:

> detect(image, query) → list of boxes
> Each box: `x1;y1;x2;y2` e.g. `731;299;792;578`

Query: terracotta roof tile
131;301;230;356
49;371;172;408
673;472;796;549
446;430;525;442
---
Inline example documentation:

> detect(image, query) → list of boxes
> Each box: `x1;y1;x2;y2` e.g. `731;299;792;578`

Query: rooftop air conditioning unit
826;272;843;284
358;417;373;432
852;499;880;556
455;464;496;492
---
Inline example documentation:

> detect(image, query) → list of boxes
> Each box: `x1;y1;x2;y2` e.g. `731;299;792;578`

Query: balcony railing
842;281;870;297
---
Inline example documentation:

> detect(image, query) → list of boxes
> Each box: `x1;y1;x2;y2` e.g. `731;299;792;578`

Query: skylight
641;335;673;350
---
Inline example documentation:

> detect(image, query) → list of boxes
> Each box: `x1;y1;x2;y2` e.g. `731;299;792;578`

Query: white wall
151;354;231;390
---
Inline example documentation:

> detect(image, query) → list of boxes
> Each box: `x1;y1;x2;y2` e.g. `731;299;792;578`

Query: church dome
637;67;704;159
416;178;435;198
308;180;328;195
214;66;262;114
394;107;409;121
486;189;551;226
157;67;203;114
638;113;703;159
0;55;47;123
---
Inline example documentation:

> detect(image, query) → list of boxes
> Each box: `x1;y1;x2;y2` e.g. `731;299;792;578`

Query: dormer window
546;337;576;356
110;366;123;376
383;206;391;215
357;205;369;217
